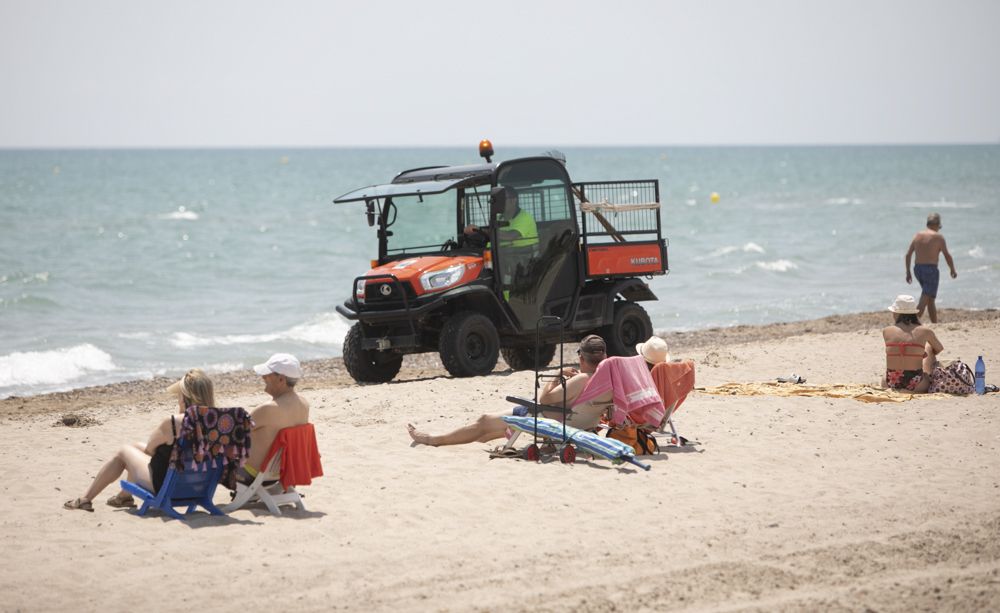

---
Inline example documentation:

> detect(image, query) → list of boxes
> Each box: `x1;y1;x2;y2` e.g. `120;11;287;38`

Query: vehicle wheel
601;302;653;356
438;311;499;377
343;323;403;384
559;445;577;464
523;444;540;461
500;344;557;371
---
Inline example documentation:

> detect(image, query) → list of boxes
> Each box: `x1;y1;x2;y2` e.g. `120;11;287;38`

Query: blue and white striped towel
501;415;637;464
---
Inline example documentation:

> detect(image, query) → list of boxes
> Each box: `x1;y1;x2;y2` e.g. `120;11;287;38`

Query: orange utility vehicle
333;142;669;383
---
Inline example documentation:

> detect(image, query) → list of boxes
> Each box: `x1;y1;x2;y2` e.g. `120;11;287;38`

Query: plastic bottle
975;356;986;395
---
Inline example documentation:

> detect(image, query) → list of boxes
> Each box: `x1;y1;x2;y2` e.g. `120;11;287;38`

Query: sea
2;145;998;398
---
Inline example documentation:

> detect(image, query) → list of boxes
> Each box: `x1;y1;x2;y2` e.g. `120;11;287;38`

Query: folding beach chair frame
651;362;700;448
119;438;226;521
657;404;687;447
222;448;307;516
503;316;581;464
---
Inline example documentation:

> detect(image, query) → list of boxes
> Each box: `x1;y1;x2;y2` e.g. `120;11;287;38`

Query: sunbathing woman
882;294;943;393
63;369;216;512
407;335;608;446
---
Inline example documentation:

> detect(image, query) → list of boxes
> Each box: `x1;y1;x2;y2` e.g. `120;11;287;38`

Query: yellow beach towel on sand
700;382;953;404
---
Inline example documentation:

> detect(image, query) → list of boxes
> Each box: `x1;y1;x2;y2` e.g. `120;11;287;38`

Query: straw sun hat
635;336;670;364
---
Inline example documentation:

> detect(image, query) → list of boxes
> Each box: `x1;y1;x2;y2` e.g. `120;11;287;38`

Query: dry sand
1;309;998;612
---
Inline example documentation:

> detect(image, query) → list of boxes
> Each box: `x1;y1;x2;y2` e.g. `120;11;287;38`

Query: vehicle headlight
355;279;366;303
420;263;465;292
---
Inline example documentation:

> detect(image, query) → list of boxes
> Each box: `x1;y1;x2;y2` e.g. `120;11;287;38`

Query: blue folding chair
120;441;226;520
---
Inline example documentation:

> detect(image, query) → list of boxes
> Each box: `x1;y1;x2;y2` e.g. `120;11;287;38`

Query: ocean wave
755;259;799;272
159;206;200;221
117;331;153;340
697;242;766;261
0;293;59;309
0;271;50;285
963;264;993;274
202;362;246;374
0;344;116;388
900;201;977;209
169;312;350;350
968;245;985;259
824;197;864;205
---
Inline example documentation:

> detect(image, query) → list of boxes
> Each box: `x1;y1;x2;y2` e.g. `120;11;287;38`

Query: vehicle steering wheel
441;238;459;251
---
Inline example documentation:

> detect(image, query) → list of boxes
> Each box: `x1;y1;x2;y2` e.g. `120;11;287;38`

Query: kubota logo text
630;256;659;266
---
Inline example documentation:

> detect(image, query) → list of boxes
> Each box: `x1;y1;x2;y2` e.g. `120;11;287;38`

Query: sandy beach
2;308;998;612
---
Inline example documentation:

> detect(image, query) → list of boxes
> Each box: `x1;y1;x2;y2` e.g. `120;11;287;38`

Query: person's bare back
248;391;310;470
909;229;947;265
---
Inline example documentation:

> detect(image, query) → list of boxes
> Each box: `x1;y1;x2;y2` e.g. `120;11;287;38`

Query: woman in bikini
63;369;215;512
882;295;943;393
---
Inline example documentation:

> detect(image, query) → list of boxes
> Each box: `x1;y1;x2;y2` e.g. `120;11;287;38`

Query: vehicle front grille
364;281;417;306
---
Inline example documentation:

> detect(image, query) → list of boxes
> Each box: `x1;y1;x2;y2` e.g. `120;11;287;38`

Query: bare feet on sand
407;423;433;446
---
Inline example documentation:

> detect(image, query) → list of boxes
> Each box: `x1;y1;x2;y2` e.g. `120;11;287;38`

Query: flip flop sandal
488;446;521;459
106;492;135;508
63;498;94;512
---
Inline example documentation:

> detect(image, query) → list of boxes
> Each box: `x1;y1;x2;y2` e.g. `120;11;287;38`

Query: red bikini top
885;342;927;358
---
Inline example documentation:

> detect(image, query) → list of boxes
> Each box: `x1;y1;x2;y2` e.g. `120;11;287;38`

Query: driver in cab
462;186;538;250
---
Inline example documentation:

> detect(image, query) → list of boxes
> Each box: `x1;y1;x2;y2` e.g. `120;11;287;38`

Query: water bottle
975;356;986;395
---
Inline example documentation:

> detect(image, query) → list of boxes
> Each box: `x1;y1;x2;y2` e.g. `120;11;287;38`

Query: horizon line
2;140;1000;152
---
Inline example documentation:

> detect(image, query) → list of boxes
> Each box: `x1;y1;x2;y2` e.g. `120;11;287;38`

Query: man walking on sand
905;212;957;323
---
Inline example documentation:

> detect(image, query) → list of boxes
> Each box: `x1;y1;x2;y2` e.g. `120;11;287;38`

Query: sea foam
699;242;766;260
169;312;350;349
900;201;977;209
159;207;200;221
825;197;864;205
755;259;799;272
0;344;116;388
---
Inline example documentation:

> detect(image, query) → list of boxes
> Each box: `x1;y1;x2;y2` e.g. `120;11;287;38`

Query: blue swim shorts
914;264;939;298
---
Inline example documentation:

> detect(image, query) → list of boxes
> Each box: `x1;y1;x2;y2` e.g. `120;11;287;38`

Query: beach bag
606;424;659;455
928;360;975;395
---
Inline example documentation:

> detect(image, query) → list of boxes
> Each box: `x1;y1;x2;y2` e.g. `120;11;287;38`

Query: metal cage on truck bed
573;180;668;279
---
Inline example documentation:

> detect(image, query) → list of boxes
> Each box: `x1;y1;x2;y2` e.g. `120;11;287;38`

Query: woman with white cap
63;369;216;512
882;295;943;392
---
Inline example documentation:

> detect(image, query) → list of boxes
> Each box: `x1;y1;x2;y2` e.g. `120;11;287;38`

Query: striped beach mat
501;415;651;471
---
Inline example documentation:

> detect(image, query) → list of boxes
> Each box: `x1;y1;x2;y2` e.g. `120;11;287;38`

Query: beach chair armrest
119;479;153;500
504;395;571;416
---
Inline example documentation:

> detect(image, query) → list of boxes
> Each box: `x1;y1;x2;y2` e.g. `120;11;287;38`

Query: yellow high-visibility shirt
500;209;538;248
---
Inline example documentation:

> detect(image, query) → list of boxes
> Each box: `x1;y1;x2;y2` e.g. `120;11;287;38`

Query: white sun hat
165;373;190;398
635;336;670;364
253;353;303;379
887;294;919;314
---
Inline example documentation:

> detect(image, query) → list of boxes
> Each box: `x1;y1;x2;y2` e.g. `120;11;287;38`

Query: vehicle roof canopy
333;153;568;204
334;163;496;204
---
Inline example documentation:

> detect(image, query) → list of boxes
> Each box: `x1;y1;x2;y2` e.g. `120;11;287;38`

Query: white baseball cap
253;353;303;379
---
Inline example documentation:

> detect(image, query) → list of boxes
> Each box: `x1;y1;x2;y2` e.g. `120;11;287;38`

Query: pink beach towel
573;355;665;427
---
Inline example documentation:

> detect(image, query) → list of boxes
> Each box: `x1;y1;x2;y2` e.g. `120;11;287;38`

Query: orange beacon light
479;139;494;162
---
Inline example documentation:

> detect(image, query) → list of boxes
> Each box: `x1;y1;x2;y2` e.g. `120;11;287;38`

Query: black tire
500;343;557;371
439;311;500;377
601;302;653;356
343;323;403;384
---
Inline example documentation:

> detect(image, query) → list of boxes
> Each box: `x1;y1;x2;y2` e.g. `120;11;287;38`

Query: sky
1;0;999;148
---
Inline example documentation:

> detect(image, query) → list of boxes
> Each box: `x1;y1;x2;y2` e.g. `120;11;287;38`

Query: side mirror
365;200;376;227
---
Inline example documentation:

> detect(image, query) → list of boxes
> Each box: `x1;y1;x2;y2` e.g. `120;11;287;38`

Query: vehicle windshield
384;192;456;255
